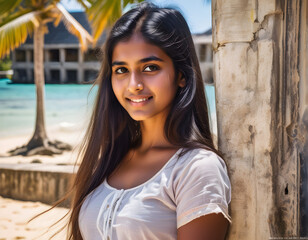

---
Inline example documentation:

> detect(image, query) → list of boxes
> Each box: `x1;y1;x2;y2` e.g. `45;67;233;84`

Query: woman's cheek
112;80;122;101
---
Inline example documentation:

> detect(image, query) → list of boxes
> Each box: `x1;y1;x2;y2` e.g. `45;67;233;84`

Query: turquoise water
0;79;216;137
0;79;97;137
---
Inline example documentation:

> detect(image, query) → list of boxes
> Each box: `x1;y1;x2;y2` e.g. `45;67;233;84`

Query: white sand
0;123;86;165
0;196;69;240
0;123;86;239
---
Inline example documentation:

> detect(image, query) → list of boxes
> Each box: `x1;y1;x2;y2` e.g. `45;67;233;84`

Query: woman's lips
126;96;153;105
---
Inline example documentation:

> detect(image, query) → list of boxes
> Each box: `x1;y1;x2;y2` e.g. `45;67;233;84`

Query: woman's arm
177;213;229;240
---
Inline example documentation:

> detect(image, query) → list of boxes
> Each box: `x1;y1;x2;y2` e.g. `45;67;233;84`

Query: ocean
0;79;217;137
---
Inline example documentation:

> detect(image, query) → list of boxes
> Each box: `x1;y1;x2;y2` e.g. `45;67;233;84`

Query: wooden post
298;0;308;236
212;0;305;238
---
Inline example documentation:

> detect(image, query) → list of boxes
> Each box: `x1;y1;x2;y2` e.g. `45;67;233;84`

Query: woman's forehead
112;34;169;63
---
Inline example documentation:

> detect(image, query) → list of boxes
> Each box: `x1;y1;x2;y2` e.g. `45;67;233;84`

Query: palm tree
0;0;145;156
0;0;93;156
84;0;143;43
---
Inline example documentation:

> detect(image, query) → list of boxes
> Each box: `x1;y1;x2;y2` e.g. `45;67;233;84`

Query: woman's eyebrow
112;61;126;66
139;56;164;63
112;56;164;66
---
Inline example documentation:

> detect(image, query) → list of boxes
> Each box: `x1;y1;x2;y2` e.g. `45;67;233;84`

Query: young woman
69;3;231;240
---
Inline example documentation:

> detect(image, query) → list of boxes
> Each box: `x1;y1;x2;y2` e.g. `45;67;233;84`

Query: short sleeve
174;149;231;229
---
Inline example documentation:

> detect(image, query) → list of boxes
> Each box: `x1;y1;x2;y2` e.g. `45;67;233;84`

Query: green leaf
0;11;41;58
74;0;91;10
54;4;93;51
86;0;144;43
123;0;143;6
0;0;23;18
0;0;22;16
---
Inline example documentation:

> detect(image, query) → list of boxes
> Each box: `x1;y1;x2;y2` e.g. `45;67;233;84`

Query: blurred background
1;0;307;239
0;0;216;141
0;0;215;239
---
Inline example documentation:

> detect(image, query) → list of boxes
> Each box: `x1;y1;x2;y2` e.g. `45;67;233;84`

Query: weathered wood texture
213;0;306;238
299;0;308;236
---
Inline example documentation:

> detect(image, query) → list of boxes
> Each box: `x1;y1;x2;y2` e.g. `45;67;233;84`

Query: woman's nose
127;72;143;92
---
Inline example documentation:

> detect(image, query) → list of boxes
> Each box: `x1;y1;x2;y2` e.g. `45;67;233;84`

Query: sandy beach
0;123;86;240
0;122;87;165
0;196;69;240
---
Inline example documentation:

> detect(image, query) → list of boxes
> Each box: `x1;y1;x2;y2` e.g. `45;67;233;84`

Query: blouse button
106;204;109;208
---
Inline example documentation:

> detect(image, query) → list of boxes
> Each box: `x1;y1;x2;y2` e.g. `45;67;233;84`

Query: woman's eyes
114;65;160;74
143;65;160;72
115;67;128;74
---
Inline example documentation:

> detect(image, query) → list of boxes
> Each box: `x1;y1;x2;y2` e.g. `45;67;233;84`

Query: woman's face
111;33;184;122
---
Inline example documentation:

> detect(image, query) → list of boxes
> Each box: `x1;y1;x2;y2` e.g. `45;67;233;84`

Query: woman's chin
129;115;147;121
127;111;153;122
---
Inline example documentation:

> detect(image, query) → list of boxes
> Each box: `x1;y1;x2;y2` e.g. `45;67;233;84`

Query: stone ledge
0;164;78;207
0;163;77;173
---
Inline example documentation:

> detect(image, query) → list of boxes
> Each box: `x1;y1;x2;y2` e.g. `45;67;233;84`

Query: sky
60;0;212;34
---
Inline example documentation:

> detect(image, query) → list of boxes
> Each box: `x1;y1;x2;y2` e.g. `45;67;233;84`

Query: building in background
193;28;213;84
11;12;213;84
11;12;105;84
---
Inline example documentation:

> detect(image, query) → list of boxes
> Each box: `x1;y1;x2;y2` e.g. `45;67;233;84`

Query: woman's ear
177;72;186;87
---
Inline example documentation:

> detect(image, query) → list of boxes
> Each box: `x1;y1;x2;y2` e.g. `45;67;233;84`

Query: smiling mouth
127;96;153;103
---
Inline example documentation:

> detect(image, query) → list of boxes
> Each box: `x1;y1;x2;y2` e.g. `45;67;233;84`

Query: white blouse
79;148;231;240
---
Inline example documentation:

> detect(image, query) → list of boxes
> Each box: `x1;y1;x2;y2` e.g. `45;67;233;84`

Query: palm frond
123;0;143;6
0;11;40;58
74;0;92;10
54;3;93;51
87;0;144;43
0;0;23;17
86;0;115;43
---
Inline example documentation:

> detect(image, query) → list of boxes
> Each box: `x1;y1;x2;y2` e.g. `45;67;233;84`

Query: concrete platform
0;163;77;207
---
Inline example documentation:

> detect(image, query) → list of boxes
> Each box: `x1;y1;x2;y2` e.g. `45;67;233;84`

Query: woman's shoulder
168;147;228;184
177;147;226;169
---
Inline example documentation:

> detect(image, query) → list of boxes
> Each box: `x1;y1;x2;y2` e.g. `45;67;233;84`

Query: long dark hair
68;2;221;239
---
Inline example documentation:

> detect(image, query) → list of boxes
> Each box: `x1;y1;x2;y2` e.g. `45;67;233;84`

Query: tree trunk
27;23;48;149
7;23;72;156
298;0;308;235
212;0;306;238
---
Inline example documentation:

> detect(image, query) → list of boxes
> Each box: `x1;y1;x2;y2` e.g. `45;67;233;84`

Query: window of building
23;50;44;62
84;48;101;62
13;69;27;82
84;69;98;83
66;70;77;83
49;49;60;62
29;50;34;62
15;50;26;62
30;69;34;81
199;44;207;62
50;70;60;84
65;49;78;62
208;48;213;62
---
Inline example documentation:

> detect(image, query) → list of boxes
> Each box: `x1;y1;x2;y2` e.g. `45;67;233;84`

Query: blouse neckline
103;148;183;192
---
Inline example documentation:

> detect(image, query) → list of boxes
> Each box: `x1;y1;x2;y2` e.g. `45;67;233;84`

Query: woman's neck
138;117;174;152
